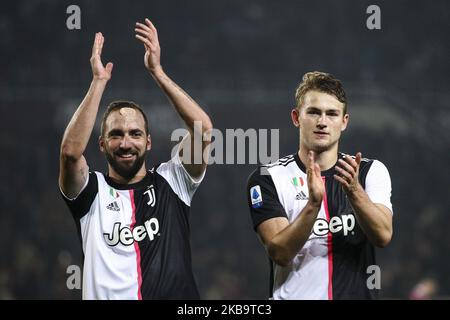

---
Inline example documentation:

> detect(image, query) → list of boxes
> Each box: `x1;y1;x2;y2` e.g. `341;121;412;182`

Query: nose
317;114;327;128
119;135;131;149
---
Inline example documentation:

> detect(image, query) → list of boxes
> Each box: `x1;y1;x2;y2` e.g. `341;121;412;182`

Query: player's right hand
306;151;324;207
90;32;113;81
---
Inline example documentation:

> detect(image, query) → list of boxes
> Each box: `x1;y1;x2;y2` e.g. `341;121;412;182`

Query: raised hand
135;18;161;73
334;152;362;194
307;151;325;207
90;32;113;81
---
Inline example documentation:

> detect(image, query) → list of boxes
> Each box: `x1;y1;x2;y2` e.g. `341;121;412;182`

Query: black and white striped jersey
61;153;204;300
247;153;393;300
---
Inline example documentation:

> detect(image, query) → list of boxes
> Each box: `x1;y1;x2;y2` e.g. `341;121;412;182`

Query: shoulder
248;154;295;188
247;166;272;188
365;158;391;180
341;153;391;187
248;154;293;178
76;170;100;197
264;154;296;169
61;170;101;220
354;154;390;175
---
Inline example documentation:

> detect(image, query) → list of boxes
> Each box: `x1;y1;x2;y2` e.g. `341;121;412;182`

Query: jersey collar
104;170;153;190
294;152;343;177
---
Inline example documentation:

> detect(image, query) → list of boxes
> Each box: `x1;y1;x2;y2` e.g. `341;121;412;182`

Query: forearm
348;185;392;247
61;79;108;159
268;202;320;266
149;66;212;132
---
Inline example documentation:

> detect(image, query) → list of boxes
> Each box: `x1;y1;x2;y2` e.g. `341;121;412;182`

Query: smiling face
99;107;151;181
291;90;348;153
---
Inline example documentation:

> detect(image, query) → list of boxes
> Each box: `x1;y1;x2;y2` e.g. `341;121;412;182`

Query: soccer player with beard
59;19;212;299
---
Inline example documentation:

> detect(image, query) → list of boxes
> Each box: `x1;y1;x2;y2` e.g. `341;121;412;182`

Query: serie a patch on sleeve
250;185;263;208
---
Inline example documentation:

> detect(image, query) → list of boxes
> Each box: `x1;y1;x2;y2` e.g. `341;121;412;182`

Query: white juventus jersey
61;153;204;300
247;153;393;300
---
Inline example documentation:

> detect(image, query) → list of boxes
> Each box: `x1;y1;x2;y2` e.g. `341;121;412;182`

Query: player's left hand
135;18;161;73
334;152;362;195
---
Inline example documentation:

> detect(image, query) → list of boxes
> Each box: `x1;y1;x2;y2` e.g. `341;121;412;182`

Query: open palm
90;32;113;80
307;151;325;206
135;19;161;72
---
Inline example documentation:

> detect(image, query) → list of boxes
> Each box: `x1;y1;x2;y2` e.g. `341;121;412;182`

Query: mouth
115;152;137;161
314;131;329;136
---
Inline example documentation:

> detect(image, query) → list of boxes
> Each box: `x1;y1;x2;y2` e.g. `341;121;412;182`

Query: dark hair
295;71;347;114
100;100;149;137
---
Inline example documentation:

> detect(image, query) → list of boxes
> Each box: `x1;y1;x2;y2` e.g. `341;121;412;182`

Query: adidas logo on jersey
106;201;120;212
103;217;160;246
312;214;356;237
295;191;308;200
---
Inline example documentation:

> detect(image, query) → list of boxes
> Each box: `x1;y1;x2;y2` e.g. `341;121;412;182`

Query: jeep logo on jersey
144;185;156;207
103;218;160;246
312;214;356;237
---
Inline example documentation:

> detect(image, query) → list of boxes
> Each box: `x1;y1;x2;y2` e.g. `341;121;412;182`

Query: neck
298;144;339;172
108;165;147;185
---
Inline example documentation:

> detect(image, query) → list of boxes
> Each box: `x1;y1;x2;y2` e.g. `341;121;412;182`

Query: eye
307;109;321;115
131;131;143;137
108;130;123;138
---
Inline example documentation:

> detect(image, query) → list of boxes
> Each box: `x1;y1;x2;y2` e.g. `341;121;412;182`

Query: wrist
149;65;163;76
346;183;364;200
302;201;321;218
306;200;322;210
91;78;109;86
92;76;109;82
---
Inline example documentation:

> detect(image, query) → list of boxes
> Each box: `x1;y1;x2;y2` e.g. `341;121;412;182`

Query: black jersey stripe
325;159;378;299
136;173;199;299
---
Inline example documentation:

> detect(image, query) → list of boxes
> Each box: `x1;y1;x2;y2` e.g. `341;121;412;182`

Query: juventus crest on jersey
247;153;393;300
61;153;204;300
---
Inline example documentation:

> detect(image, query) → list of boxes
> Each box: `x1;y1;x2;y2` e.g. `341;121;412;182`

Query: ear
291;108;300;128
341;113;349;132
99;135;105;152
146;134;152;151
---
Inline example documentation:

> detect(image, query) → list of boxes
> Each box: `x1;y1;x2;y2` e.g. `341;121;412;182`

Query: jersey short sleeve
365;160;393;213
60;171;98;220
247;168;288;230
156;151;205;207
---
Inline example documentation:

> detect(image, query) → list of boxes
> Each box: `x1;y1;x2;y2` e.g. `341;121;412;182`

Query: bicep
257;217;289;247
374;203;393;228
59;154;89;199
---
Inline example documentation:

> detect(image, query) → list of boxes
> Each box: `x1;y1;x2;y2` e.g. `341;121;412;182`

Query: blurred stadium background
1;0;449;299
